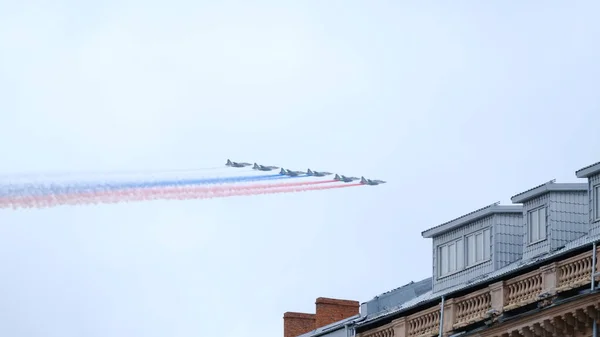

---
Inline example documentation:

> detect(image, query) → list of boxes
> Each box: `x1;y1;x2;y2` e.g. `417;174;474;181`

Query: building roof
576;161;600;178
356;231;600;330
364;277;432;314
510;180;588;204
298;278;432;337
421;203;523;238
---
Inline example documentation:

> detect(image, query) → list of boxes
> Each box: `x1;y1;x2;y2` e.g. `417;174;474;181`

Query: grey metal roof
421;203;523;238
510;180;588;204
298;278;433;337
576;161;600;178
356;232;600;329
364;277;432;314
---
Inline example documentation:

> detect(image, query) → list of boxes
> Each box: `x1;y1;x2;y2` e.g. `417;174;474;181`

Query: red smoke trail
0;180;358;209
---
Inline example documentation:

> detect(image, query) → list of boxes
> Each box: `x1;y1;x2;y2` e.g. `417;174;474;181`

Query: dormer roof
510;180;587;204
421;202;523;238
576;161;600;178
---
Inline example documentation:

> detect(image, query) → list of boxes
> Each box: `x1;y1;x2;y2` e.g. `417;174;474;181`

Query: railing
367;246;600;337
504;270;542;309
453;288;491;328
407;305;440;337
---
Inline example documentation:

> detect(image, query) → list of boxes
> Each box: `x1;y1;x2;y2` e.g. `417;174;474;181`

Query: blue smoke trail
0;173;309;197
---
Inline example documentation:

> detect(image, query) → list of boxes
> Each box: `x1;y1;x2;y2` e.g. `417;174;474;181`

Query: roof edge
511;181;588;204
421;203;523;239
576;161;600;178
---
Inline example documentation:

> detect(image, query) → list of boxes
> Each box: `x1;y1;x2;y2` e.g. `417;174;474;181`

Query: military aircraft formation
225;159;385;185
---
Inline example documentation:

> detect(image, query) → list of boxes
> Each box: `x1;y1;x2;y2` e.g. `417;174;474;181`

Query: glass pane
440;245;448;275
596;186;600;220
449;243;456;272
476;233;483;261
456;239;464;270
483;229;491;259
467;235;475;265
539;207;547;239
530;210;539;242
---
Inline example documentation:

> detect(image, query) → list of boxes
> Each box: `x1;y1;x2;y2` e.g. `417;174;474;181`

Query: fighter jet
279;168;305;177
253;163;279;171
306;169;333;177
226;159;251;168
334;174;360;183
360;176;386;185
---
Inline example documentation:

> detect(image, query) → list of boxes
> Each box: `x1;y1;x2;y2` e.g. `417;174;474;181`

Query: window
595;185;600;221
438;239;464;276
528;206;547;243
466;228;491;266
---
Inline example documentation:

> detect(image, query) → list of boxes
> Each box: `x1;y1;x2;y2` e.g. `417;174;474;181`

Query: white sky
1;1;600;336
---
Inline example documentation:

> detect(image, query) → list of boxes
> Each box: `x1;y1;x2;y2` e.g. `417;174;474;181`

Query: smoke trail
0;172;306;198
0;165;239;180
0;180;358;209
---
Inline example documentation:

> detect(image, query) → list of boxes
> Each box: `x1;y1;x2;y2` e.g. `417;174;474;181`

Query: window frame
594;184;600;222
437;238;464;278
528;205;548;244
437;227;492;279
465;228;492;268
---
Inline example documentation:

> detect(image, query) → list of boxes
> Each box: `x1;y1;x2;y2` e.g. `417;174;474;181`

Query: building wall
521;194;551;260
432;216;495;293
548;191;588;249
493;213;524;269
589;173;600;235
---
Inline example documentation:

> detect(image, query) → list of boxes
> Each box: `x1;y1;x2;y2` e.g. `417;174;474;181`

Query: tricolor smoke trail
0;180;361;209
0;173;302;197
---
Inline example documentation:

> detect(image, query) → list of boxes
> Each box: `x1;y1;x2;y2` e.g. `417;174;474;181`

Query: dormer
511;180;588;260
422;203;523;293
576;161;600;235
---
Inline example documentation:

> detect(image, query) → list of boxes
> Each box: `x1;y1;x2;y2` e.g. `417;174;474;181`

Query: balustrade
359;246;600;337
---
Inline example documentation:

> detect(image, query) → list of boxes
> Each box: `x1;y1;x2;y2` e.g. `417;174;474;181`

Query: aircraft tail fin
253;163;259;169
226;159;232;165
280;168;287;175
307;169;313;175
334;174;341;181
360;176;368;184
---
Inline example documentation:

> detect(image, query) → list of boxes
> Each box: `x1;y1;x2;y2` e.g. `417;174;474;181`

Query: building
284;279;432;337
284;160;600;337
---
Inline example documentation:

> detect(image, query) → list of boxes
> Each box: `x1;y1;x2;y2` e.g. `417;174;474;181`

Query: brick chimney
283;312;316;337
315;297;360;328
283;297;359;337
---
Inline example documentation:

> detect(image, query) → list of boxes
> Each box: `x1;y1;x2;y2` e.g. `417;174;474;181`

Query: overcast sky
1;1;600;336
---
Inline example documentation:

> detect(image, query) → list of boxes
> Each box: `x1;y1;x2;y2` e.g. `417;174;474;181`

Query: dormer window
466;228;491;266
595;185;600;222
438;239;464;277
528;206;547;243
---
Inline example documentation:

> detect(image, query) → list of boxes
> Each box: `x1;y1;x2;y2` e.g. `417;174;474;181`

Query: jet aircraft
334;174;359;183
306;169;333;177
279;168;305;177
253;163;279;171
226;159;251;168
360;177;386;185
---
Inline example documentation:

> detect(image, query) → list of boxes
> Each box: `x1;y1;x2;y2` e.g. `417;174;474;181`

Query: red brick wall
283;312;316;337
315;297;359;328
283;298;359;337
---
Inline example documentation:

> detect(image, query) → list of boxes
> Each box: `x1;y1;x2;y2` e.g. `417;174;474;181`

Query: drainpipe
438;296;445;337
593;242;598;337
